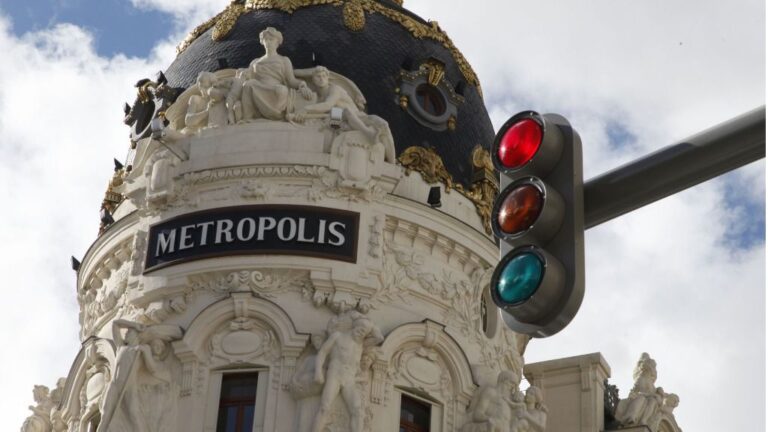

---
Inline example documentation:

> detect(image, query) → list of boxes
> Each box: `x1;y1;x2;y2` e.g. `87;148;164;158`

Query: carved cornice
176;0;481;95
398;145;498;234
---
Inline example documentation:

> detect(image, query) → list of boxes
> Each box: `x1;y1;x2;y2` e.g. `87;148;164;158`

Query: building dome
161;0;494;188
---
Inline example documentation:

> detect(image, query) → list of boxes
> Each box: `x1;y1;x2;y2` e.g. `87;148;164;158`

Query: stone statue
183;71;229;133
311;313;383;432
648;392;679;431
79;345;111;429
511;386;548;432
615;352;663;427
289;66;396;163
237;27;315;121
21;385;54;432
462;370;525;432
97;320;182;432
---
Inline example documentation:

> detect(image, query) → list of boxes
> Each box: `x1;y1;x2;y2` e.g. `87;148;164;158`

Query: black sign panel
145;205;359;272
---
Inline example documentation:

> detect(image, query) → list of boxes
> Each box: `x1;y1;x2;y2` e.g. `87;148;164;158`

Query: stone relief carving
615;353;679;432
367;215;383;259
209;317;279;364
79;344;112;429
312;310;383;432
188;269;316;300
96;320;183;432
379;241;483;335
80;260;131;337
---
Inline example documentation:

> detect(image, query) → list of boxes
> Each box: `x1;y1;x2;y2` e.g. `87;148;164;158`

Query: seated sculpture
236;27;315;121
615;353;666;428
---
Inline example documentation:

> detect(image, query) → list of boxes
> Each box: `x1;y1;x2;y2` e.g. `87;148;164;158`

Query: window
399;394;431;432
414;84;447;117
216;373;258;432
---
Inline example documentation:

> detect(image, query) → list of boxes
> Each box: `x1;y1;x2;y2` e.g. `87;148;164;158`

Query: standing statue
97;320;182;432
20;385;54;432
311;313;383;432
461;370;525;432
615;353;662;426
238;27;315;121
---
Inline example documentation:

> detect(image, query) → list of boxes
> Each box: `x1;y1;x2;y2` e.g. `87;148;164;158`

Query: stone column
524;353;611;432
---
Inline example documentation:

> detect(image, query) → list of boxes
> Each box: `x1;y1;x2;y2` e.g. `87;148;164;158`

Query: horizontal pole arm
584;106;766;229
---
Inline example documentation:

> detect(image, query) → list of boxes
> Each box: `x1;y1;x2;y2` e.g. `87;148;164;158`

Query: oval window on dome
414;83;447;117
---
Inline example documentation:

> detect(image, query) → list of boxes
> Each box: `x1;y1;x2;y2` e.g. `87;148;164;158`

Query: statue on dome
288;66;396;163
233;27;316;121
162;28;396;165
183;71;229;133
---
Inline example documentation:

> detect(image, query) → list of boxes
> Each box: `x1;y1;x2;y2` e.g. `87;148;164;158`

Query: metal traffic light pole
583;106;766;229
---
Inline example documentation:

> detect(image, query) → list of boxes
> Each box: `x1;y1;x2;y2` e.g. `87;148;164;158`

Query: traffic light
489;111;585;338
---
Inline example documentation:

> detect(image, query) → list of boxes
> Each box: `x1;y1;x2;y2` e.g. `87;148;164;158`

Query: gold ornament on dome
99;169;125;235
399;146;454;191
177;0;482;96
342;1;366;31
398;146;498;234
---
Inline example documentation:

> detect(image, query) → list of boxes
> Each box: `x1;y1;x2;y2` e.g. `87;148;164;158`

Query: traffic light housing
489;111;584;338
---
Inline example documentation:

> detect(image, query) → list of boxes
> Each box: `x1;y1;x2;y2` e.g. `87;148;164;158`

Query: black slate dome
161;0;495;188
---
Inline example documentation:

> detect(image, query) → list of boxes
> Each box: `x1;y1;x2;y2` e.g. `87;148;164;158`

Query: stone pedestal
524;353;611;432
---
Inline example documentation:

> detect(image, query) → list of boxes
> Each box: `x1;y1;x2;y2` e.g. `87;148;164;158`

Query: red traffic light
497;118;543;170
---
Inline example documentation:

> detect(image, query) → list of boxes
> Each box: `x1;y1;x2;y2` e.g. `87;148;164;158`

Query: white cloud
0;1;764;431
402;1;765;431
0;15;168;427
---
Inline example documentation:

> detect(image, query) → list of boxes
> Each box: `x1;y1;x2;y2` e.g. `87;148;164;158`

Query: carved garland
176;0;481;95
398;145;498;234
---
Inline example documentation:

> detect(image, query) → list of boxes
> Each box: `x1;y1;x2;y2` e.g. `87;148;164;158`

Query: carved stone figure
289;66;396;163
21;385;54;432
79;345;111;429
237;27;315;121
289;335;326;432
615;353;663;427
97;320;182;432
461;370;525;432
511;386;547;432
183;71;229;133
648;392;679;431
311;313;383;432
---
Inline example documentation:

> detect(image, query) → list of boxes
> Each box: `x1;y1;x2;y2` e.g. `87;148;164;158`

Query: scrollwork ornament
399;146;454;190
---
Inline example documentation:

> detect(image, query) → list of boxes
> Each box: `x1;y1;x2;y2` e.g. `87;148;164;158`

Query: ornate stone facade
22;22;680;432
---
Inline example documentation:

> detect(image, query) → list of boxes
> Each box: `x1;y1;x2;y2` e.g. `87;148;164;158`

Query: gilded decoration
99;168;125;234
177;0;482;95
398;145;497;234
342;1;366;31
398;146;454;191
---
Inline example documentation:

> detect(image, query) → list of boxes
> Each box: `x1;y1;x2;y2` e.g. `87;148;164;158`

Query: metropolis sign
144;205;359;272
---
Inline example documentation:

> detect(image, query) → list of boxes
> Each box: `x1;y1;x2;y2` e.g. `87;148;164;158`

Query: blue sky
0;0;763;431
1;0;171;57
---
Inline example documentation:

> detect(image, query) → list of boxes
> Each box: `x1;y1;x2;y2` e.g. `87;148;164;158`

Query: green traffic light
495;252;544;305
